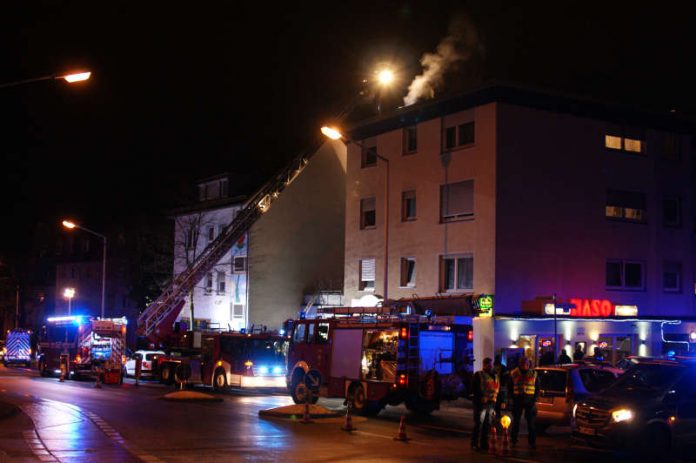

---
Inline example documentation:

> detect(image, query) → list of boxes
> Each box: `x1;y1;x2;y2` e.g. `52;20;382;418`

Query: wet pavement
0;364;690;462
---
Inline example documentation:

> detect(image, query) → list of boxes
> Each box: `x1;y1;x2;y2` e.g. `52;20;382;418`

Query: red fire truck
286;307;474;415
156;329;289;390
37;315;128;383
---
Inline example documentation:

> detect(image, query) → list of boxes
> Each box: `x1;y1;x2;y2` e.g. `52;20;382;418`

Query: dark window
307;323;315;344
538;369;566;393
606;190;646;222
663;197;681;227
400;258;416;287
361;145;378;168
663;261;682;292
458;122;475;145
360;198;376;229
444;126;456;150
404;127;417;154
402;190;416;221
606;260;644;290
440;255;473;291
440;180;474;222
208;226;215;242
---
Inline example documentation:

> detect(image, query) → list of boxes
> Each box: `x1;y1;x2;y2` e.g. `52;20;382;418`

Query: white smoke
403;15;480;106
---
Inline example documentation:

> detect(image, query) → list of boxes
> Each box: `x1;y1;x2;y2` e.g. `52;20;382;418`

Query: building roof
348;82;696;140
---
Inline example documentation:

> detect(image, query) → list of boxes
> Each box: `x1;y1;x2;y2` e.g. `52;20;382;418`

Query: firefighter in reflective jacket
508;357;540;449
471;357;499;450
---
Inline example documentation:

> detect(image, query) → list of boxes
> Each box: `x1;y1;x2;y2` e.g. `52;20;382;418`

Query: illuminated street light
61;72;91;83
320;126;343;140
376;68;395;87
321;126;391;302
63;288;76;316
61;220;107;318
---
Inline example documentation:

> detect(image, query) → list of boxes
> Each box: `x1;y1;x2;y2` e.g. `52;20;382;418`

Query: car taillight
398;374;407;386
467;330;473;342
400;327;408;339
75;355;82;363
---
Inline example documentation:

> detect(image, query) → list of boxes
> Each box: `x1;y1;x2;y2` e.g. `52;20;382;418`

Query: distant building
171;140;347;331
344;84;696;367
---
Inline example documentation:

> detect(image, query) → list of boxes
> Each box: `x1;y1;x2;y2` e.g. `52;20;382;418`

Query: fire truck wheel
213;368;227;391
350;384;382;416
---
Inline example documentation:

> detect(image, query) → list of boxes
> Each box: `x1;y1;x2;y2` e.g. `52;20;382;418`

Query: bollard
488;425;497;455
341;402;356;432
393;415;410;441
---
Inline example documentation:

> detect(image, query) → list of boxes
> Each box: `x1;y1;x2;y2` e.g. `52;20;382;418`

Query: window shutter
361;259;376;282
442;180;473;217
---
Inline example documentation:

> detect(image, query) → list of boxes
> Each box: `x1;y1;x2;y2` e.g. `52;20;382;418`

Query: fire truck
37;315;128;383
286;306;474;415
3;329;32;367
155;328;288;390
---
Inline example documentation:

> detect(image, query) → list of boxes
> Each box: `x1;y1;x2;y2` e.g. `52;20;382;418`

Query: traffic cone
488;426;497;455
341;403;356;432
393;415;410;441
501;426;511;456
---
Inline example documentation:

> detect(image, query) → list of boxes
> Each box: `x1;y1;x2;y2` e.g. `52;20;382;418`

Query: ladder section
396;322;420;389
137;145;319;339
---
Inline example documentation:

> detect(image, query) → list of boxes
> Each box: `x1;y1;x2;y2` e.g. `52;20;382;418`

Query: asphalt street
0;364;681;462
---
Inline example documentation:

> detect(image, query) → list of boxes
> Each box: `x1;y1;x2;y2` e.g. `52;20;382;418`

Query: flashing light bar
47;315;84;324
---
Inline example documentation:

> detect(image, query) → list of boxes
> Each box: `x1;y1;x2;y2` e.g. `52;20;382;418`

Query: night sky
1;1;694;259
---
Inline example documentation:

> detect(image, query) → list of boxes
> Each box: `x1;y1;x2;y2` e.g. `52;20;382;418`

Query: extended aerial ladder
137;143;321;340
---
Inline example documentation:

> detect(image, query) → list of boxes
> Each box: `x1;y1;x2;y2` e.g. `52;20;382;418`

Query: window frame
439;254;474;293
606;259;645;291
399;257;416;288
232;256;247;274
360;197;377;229
401;190;417;221
440;180;474;223
663;261;682;293
359;258;376;291
216;271;226;294
361;145;378;168
605;189;647;223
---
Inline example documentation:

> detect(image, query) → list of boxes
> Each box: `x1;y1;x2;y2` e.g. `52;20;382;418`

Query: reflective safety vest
480;371;500;403
510;367;536;396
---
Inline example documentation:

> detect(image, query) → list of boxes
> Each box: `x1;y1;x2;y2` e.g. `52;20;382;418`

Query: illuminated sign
542;299;639;318
476;295;494;317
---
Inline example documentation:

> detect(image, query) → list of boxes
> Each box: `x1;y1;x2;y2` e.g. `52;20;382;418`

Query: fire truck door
307;322;332;380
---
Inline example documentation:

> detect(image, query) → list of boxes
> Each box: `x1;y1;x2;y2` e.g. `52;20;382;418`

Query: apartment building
344;84;696;365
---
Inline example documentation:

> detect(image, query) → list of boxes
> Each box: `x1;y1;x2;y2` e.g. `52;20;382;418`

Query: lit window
606;190;646;222
606;260;644;290
624;138;643;153
439;255;473;292
359;258;376;291
402;190;416;221
400;257;416;288
605;135;622;150
441;180;474;222
360;198;376;229
663;262;682;292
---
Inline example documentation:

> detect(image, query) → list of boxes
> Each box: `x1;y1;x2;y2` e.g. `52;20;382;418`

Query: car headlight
258;366;269;375
611;408;633;423
272;366;283;375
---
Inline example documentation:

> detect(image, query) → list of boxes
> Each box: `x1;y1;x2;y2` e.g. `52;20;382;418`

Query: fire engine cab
286;306;474;415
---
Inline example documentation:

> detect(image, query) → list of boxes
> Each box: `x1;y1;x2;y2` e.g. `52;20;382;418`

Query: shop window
439;255;473;292
359;258;376;291
360;198;376;229
400;257;416;288
663;197;681;227
605;190;646;222
606;260;644;290
663;261;682;292
361;145;378;168
402;190;416;221
440;180;474;222
403;126;417;154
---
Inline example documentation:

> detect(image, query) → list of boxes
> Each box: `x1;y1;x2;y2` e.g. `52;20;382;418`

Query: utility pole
15;285;19;328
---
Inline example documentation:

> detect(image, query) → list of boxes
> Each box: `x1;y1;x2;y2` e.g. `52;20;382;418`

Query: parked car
125;350;165;378
573;359;696;457
535;363;623;431
615;355;664;371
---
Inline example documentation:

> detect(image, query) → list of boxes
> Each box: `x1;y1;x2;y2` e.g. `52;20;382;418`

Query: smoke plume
403;15;482;106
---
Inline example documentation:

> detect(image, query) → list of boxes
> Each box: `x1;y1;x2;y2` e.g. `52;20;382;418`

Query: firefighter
508;356;540;449
493;355;509;430
471;357;499;451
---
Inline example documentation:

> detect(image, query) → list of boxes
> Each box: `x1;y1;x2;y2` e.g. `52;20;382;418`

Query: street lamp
372;66;396;114
321;126;390;301
62;220;107;318
63;288;75;316
0;71;91;90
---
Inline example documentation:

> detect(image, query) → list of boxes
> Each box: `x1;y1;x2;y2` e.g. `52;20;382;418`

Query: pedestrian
493;355;509;429
509;357;540;450
558;349;572;364
572;344;584;362
471;357;500;451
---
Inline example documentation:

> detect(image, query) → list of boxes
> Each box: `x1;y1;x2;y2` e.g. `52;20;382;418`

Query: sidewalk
0;401;40;462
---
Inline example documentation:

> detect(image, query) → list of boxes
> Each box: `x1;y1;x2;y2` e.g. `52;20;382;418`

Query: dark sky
1;1;695;258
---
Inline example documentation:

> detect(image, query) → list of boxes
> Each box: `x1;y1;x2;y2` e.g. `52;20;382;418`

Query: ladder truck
285;305;474;415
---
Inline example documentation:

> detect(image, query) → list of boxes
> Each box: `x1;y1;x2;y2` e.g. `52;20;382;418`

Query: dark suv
573;359;696;456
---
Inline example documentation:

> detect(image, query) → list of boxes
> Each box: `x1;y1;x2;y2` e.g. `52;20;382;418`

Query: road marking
354;430;430;446
22;429;58;462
